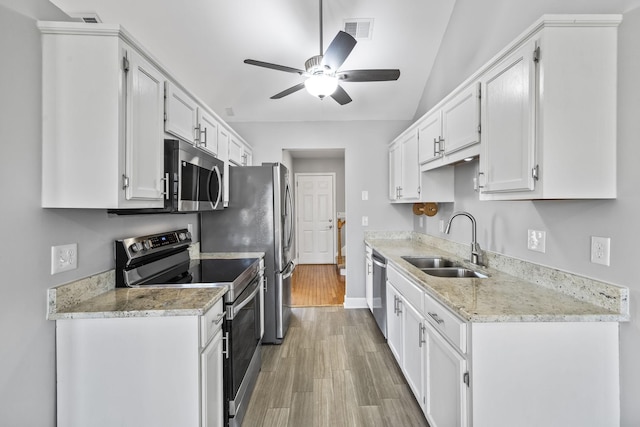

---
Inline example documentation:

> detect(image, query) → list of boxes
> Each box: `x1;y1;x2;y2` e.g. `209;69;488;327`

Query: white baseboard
343;297;368;309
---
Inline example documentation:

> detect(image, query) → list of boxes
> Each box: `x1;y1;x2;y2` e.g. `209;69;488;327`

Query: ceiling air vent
69;12;102;23
343;19;374;40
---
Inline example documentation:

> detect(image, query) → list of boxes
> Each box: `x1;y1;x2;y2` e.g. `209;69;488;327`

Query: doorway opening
283;149;346;307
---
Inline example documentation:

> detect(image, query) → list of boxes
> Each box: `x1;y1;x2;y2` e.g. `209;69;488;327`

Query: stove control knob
130;242;144;253
178;231;189;241
143;240;152;250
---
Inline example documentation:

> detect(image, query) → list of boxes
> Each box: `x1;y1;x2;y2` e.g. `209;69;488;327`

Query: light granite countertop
366;236;628;323
47;251;264;320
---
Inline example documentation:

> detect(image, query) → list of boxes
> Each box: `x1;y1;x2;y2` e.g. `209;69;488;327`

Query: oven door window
179;161;222;211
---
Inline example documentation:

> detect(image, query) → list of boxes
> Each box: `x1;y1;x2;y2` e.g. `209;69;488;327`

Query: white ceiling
49;0;456;123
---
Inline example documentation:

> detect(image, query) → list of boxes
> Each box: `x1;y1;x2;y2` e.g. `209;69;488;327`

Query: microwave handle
209;165;222;210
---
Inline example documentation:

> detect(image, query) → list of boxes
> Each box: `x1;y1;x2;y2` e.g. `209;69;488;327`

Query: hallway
291;265;345;307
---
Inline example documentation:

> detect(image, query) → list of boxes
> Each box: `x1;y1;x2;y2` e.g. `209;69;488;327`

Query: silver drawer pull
212;312;225;326
428;312;445;325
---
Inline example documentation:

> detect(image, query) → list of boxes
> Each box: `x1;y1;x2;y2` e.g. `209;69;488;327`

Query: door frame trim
294;172;337;264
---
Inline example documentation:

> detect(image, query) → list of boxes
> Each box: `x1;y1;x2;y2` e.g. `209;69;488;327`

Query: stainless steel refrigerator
200;163;294;344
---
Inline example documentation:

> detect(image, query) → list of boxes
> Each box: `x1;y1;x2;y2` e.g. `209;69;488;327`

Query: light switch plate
590;236;611;266
361;190;368;201
527;229;546;253
362;216;368;226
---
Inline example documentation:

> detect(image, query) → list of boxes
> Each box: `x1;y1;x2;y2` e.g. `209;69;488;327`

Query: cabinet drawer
387;265;424;312
201;298;225;347
424;292;467;354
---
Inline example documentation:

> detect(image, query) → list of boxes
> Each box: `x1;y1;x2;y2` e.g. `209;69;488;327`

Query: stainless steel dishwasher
371;250;387;339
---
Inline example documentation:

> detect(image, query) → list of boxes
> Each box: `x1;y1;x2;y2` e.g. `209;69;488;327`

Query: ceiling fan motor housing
305;55;331;75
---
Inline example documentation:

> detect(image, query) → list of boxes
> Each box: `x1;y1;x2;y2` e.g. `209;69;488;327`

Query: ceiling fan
243;0;400;105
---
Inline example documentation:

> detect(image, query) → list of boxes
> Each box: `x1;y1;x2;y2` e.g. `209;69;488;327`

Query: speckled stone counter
47;250;264;320
366;235;629;323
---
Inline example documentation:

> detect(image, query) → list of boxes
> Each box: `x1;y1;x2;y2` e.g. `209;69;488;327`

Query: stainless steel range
115;229;263;427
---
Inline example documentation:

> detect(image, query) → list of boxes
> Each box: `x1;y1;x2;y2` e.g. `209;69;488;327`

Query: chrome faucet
445;211;483;266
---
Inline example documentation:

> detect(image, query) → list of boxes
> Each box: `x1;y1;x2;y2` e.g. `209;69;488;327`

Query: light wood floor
291;264;345;307
243;307;429;427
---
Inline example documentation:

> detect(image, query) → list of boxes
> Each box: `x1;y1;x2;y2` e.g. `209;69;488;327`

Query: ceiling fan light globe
305;74;338;98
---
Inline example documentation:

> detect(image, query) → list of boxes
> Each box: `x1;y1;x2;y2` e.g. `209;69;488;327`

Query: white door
296;174;335;264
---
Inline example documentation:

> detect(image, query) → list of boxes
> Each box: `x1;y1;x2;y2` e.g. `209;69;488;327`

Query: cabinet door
197;109;219;156
403;300;425;403
124;48;166;202
201;329;224;427
400;133;421;200
386;282;403;362
418;111;443;166
165;82;198;144
388;143;401;200
365;253;373;312
424;322;468;427
228;135;243;165
480;39;537;194
442;82;481;156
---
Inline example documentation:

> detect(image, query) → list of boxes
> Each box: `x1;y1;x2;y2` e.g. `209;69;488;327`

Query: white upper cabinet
197;109;220;157
479;15;620;200
228;135;253;166
39;22;166;209
38;21;252;210
479;39;537;195
165;82;222;157
389;132;421;202
165;82;199;144
418;82;481;171
124;48;166;203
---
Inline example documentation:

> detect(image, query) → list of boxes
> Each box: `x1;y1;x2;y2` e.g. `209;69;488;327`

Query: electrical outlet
187;223;193;235
361;190;369;201
439;220;445;233
527;229;546;253
591;236;611;266
362;216;368;226
51;243;78;274
419;216;424;228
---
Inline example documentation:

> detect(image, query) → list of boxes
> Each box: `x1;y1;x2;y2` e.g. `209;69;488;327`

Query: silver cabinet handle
478;172;485;189
433;137;439;157
419;323;426;348
161;172;170;200
222;331;229;359
212;312;225;326
201;126;207;146
396;298;403;315
428;312;445;325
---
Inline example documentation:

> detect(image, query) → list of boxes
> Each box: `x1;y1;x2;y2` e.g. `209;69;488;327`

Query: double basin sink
401;256;488;279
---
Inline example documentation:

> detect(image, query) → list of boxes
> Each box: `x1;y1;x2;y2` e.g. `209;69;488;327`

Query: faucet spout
445;211;482;266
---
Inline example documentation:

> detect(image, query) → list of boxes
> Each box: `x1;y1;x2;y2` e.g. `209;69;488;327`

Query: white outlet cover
362;216;369;226
51;243;78;274
527;229;546;253
590;236;611;266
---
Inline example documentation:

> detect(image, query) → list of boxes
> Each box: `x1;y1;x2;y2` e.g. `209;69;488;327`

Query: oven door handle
229;279;260;320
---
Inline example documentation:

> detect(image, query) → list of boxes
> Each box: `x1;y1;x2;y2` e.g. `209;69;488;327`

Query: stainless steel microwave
109;139;224;215
165;139;224;212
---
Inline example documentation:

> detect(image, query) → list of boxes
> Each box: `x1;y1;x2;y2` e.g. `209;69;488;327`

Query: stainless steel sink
401;256;460;269
422;267;488;279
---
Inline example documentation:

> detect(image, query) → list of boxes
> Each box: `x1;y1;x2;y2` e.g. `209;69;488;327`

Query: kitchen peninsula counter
366;234;629;323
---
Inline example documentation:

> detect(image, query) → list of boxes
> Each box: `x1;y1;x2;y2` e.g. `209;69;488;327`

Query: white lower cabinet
385;263;620;427
424;320;468;427
386;282;403;362
56;299;225;427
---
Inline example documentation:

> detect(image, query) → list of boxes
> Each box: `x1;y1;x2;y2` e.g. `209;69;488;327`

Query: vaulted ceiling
49;0;456;123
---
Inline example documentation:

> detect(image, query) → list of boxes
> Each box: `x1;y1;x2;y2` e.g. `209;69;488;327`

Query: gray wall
413;0;640;425
232;121;414;300
292;156;345;214
0;2;200;425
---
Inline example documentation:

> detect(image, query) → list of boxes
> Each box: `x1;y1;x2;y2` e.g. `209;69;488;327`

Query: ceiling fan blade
244;59;305;75
321;31;357;72
330;85;352;105
337;69;401;82
271;82;306;99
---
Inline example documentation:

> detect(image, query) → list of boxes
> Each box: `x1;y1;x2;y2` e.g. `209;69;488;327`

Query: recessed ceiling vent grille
343;19;374;40
69;12;102;23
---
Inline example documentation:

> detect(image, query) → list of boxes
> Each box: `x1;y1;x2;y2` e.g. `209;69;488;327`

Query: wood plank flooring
243;307;429;427
291;265;345;307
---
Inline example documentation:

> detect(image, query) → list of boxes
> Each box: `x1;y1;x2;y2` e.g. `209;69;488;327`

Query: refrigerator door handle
282;262;295;280
284;183;294;251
